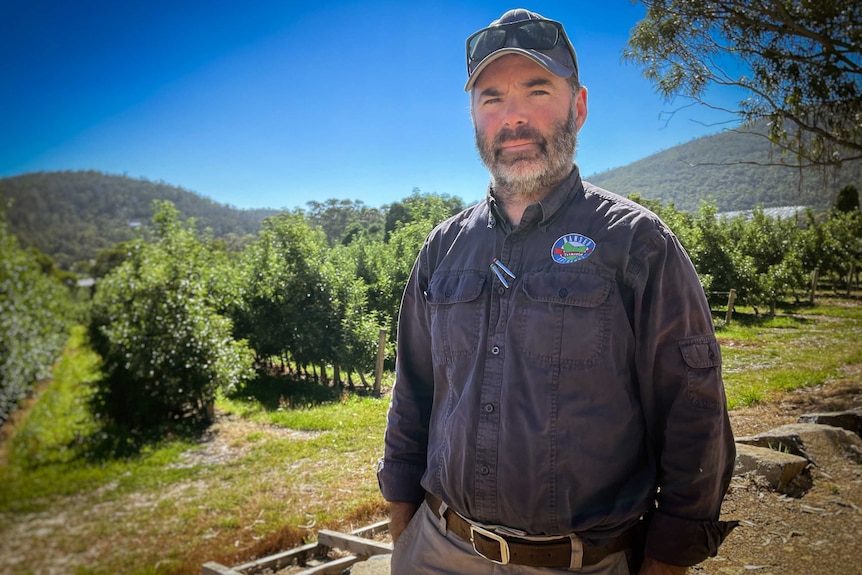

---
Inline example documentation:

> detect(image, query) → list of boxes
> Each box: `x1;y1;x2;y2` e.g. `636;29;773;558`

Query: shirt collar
485;164;582;231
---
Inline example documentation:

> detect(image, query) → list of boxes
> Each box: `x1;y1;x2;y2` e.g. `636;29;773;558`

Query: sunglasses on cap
466;19;573;73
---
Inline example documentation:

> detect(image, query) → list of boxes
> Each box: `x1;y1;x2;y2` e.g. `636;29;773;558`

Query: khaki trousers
390;502;631;575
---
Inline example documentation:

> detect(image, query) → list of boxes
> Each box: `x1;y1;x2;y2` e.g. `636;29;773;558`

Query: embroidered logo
551;233;596;264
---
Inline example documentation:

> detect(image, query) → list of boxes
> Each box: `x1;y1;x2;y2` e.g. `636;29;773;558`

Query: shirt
378;166;737;565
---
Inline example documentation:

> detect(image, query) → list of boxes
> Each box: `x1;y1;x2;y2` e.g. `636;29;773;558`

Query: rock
734;443;810;495
349;554;391;575
797;409;862;438
736;423;862;466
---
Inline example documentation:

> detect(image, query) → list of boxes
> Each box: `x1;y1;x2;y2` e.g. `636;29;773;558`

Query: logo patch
551;233;596;264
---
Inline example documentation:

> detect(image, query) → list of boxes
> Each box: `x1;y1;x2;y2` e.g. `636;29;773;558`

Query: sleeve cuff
376;458;426;503
645;511;739;566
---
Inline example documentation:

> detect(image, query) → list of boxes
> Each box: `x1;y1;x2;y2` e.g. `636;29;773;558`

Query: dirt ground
700;376;862;575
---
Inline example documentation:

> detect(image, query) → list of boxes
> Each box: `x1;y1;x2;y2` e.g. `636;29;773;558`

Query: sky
0;0;742;211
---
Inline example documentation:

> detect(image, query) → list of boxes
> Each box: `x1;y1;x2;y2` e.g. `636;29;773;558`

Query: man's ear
574;86;588;132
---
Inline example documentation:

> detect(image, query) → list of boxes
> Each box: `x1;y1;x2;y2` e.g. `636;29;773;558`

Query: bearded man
377;8;737;575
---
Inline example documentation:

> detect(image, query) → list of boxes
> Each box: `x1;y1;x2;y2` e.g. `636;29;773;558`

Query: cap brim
464;47;574;91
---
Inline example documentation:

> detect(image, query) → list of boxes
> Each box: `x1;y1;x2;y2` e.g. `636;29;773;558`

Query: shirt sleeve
630;225;738;565
377;245;435;504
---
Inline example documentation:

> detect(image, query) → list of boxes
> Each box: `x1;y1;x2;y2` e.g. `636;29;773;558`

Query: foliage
233;211;332;368
798;208;862;286
383;188;466;240
625;0;862;167
834;184;860;213
88;201;255;437
0;218;72;423
305;198;385;246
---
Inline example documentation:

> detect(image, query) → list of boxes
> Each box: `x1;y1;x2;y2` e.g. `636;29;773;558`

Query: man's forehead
472;54;562;91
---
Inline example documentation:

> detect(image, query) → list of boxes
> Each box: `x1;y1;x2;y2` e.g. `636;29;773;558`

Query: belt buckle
469;523;511;565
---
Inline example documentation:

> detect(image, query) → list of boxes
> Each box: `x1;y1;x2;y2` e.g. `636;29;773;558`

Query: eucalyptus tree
626;0;862;167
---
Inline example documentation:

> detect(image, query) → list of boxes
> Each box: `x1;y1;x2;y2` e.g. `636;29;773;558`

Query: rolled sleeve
632;227;737;564
377;458;426;503
645;511;739;565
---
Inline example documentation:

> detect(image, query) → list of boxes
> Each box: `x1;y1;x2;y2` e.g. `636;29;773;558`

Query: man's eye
483;98;501;105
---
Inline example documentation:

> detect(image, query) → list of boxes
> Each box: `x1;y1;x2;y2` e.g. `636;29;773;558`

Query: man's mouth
500;141;537;152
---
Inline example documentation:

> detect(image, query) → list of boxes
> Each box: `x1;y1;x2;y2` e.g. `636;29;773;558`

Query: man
378;8;737;574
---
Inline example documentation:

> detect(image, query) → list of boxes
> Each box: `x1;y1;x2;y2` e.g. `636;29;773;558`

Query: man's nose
502;98;528;127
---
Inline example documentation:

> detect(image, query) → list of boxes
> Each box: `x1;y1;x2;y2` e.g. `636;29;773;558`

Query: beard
475;105;577;203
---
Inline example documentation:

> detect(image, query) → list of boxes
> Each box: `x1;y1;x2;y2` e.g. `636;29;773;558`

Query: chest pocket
427;272;486;363
517;271;613;369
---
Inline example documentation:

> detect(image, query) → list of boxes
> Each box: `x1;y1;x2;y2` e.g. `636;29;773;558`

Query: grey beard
475;105;577;203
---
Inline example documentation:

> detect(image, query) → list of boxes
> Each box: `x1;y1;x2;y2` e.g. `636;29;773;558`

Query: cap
465;8;579;91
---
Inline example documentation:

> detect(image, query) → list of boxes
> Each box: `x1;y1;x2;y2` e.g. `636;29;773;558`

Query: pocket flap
679;337;722;368
522;272;610;307
427;272;486;305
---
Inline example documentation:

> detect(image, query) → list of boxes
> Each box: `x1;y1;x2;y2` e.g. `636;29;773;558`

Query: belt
424;493;634;568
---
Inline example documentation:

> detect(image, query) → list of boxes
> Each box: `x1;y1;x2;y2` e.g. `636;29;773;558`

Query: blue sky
1;0;741;211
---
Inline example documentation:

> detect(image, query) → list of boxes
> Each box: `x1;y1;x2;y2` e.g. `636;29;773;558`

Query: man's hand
389;501;420;544
638;556;689;575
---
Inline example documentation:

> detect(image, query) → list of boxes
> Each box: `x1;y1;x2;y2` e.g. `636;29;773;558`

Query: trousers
390;502;631;575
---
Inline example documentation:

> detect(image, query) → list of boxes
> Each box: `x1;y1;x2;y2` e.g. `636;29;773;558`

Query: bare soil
702;376;862;575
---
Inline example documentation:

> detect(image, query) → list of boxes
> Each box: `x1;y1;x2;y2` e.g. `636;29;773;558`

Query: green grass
1;298;860;574
716;299;862;408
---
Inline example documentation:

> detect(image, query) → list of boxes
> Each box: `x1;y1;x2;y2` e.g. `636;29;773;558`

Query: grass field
0;295;860;575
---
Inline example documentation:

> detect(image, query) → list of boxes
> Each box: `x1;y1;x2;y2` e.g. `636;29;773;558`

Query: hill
0;171;278;269
586;127;862;213
3;128;861;270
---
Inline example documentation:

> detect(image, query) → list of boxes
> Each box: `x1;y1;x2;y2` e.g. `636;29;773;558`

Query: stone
734;443;810;494
798;409;862;438
736;423;862;466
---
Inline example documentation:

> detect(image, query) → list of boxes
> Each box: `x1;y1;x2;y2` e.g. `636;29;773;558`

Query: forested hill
0;171;278;269
4;127;861;270
586;127;862;213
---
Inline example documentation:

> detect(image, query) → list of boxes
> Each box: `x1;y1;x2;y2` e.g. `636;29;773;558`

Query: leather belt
424;492;633;568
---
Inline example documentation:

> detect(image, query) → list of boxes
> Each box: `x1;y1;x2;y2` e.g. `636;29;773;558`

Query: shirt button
484;403;494;413
491;346;500;355
558;288;569;298
497;287;506;295
480;465;490;475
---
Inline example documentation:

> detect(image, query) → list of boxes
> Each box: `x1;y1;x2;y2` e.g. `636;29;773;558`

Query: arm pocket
679;336;723;412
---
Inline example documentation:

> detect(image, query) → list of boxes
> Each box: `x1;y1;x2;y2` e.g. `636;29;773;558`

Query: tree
626;0;862;167
0;220;71;424
235;211;332;373
834;184;860;213
89;201;254;435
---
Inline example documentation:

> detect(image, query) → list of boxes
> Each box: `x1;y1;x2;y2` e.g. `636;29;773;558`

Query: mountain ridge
2;128;859;269
585;127;861;212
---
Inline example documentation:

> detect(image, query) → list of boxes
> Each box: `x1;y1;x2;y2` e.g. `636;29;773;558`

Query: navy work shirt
378;166;736;565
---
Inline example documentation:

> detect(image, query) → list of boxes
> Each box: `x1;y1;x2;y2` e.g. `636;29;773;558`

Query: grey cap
465;8;579;91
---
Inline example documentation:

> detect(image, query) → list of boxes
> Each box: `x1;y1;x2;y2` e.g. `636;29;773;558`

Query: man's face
471;54;587;198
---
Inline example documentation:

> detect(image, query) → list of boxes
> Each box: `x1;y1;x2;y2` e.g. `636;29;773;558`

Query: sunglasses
466;19;570;70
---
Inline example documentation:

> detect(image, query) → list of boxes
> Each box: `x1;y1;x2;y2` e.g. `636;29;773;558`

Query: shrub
88;201;254;435
0;220;71;423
